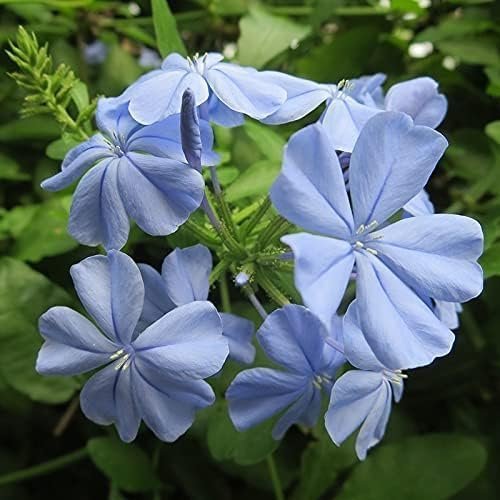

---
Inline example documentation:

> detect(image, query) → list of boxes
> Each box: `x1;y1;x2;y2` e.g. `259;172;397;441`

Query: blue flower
83;40;107;65
41;100;218;250
138;244;256;365
226;305;344;439
326;307;405;460
115;52;287;126
36;251;229;442
271;112;483;370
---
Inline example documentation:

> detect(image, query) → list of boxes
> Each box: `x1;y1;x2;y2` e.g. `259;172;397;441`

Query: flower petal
161;244;212;305
206;93;245;127
435;301;462;330
70;251;144;345
403;189;434;217
133;301;227;381
370;214;484;302
37;306;117;375
226;368;309;431
68;158;129;250
41;135;112;191
349;112;448;228
128;70;209;125
206;63;286;119
270;123;354;239
80;362;141;443
282;233;354;325
385;77;447;128
260;71;329;124
355;252;454;370
220;313;256;364
320;96;382;152
118;152;204;236
257;305;329;375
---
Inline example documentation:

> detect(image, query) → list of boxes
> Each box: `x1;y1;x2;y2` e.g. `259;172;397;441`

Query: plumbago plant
6;23;486;499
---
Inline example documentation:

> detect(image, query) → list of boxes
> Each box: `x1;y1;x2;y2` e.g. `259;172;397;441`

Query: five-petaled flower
36;251;229;442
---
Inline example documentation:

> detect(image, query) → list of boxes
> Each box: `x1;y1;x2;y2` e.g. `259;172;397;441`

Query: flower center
313;373;333;389
383;369;407;384
188;52;208;75
351;221;380;255
105;133;128;157
109;345;135;371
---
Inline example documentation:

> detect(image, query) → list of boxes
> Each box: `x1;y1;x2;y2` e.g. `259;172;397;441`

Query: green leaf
151;0;186;57
485;121;500;144
87;437;160;493
238;6;311;68
225;160;280;202
70;81;89;113
436;37;500;66
0;204;39;239
207;402;279;465
485;66;500;97
0;312;79;403
292;428;357;500
337;434;487;500
12;196;78;262
480;243;500;277
0;116;60;142
46;134;80;160
0;153;29;181
244;121;285;163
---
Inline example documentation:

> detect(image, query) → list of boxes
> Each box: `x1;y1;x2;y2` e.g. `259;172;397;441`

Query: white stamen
366;248;378;256
354;241;364;249
114;354;130;371
366;220;379;231
110;349;124;360
356;224;366;235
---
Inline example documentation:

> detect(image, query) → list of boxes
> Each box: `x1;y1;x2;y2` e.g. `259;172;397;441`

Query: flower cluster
37;51;483;460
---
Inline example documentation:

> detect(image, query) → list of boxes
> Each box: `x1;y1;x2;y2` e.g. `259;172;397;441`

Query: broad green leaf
238;6;311;68
0;256;73;322
151;0;186;57
0;153;29;181
292;428;357;500
70;81;89;113
225;160;280;202
480;243;500;277
244;121;285;163
337;434;487;500
12;196;78;262
207;402;279;465
485;66;500;97
211;0;248;15
87;437;160;493
436;37;500;66
485;121;500;144
0;204;39;239
216;166;239;187
46;134;80;160
0;117;60;142
0;312;78;404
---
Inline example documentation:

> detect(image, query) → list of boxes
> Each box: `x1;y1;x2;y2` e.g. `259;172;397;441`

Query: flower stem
0;448;88;487
240;197;272;241
266;454;284;500
255;216;291;250
220;273;232;313
255;268;290;307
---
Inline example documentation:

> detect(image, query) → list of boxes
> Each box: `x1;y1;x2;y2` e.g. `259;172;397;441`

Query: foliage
0;0;498;499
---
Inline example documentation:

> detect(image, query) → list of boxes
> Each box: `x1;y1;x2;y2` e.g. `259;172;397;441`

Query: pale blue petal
137;263;175;329
320;96;382;152
181;88;203;170
161;244;212;305
70;251;144;344
272;384;320;439
37;306;117;375
355;253;454;370
68;158;129;250
282;234;354;325
41;135;112;191
260;71;329;124
257;305;328;375
80;362;141;443
270;123;354;238
385;77;447;128
325;370;384;445
350;73;386;107
390;378;404;403
118;152;204;236
435;300;461;330
220;313;256;364
206;93;245;127
226;368;309;431
128;70;209;125
96;100;142;142
206;63;286;119
349;112;448;228
370;214;484;302
132;359;214;442
133;301;228;381
355;380;392;460
403;189;434;217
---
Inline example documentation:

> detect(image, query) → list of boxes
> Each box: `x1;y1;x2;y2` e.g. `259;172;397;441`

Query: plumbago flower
36;251;229;442
326;307;406;460
261;72;446;152
41;99;218;250
227;305;344;439
137;244;256;364
111;52;287;126
271;112;484;370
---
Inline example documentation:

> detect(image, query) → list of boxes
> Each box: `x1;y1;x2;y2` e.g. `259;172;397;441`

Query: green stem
268;5;390;16
255;216;290;250
240;197;272;241
184;219;219;248
233;198;267;225
0;448;88;487
255;268;290;307
220;273;232;313
210;259;230;285
266;454;284;500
